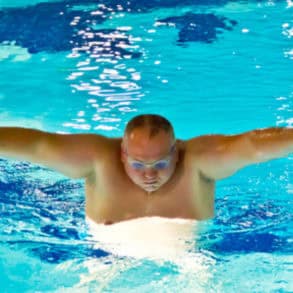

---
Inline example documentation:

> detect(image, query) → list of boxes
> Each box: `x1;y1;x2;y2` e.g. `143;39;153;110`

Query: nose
143;168;157;179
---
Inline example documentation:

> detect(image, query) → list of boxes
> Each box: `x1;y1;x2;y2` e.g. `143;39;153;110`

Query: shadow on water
200;198;293;255
0;159;291;264
5;240;110;264
0;0;239;56
206;231;291;254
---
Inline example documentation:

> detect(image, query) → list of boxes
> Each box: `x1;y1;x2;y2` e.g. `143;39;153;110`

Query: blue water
0;0;292;291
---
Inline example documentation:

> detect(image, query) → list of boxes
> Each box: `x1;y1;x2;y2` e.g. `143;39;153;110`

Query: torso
85;139;215;224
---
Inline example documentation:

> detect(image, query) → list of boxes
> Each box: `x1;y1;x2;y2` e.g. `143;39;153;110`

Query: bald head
124;114;175;139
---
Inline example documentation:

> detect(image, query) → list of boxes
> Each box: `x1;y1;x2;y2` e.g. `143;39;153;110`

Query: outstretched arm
188;127;293;180
0;127;109;179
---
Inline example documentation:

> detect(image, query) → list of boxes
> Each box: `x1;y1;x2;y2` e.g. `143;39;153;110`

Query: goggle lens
130;159;170;170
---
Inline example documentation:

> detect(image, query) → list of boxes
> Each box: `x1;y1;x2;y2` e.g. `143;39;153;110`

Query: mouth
142;182;160;191
144;180;157;184
144;181;158;186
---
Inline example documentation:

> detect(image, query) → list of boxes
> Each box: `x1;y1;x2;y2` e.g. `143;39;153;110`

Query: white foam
81;217;214;288
86;216;197;261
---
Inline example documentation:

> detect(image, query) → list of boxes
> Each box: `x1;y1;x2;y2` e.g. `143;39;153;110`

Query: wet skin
86;127;214;224
0;126;292;224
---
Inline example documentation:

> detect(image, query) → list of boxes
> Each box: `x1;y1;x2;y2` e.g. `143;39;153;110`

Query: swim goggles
123;144;176;170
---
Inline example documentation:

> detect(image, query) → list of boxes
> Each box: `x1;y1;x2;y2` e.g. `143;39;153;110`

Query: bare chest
85;165;214;224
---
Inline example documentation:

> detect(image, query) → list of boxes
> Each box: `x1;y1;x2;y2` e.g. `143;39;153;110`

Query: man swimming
0;114;292;225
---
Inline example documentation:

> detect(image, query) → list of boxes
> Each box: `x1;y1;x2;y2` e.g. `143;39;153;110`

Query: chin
142;185;160;192
131;176;168;193
132;180;161;192
141;180;166;192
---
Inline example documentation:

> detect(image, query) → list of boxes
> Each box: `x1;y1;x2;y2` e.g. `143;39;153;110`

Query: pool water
0;0;292;292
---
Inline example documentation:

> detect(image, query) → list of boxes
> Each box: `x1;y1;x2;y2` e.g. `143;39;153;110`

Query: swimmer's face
121;127;178;193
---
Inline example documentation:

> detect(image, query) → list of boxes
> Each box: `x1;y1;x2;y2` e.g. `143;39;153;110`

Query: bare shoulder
183;134;244;180
184;134;231;156
95;136;122;155
38;132;122;173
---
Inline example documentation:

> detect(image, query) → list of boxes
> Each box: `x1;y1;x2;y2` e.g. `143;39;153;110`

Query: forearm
247;127;293;162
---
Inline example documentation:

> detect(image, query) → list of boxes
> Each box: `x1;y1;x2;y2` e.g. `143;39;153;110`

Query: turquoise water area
0;0;292;292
